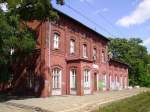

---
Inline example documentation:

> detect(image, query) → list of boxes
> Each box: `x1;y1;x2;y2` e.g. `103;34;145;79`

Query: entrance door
70;69;77;95
93;73;97;91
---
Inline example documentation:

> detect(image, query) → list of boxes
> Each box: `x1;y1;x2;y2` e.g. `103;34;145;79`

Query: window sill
52;88;61;90
84;87;90;90
70;53;75;55
71;88;77;90
53;48;59;50
83;56;88;59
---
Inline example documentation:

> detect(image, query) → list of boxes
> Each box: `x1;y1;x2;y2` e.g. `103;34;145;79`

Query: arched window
84;69;90;88
53;33;60;49
70;39;75;54
83;44;88;58
93;48;97;61
52;68;62;89
70;69;77;89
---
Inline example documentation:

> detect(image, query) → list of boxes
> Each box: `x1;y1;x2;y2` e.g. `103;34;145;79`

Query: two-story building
10;9;128;97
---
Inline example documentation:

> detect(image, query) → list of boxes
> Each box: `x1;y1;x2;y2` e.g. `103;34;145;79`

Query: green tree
0;9;36;83
0;0;64;21
0;0;64;84
109;38;150;87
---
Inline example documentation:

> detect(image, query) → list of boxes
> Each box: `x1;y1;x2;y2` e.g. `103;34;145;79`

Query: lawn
95;92;150;112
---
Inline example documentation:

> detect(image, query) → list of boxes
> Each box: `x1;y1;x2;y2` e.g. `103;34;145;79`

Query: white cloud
143;38;150;53
143;38;150;45
117;0;150;27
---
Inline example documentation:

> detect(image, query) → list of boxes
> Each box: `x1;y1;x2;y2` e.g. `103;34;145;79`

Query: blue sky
52;0;150;53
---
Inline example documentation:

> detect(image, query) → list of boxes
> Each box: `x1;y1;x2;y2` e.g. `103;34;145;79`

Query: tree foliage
0;0;64;21
0;10;36;83
109;38;150;87
0;0;64;83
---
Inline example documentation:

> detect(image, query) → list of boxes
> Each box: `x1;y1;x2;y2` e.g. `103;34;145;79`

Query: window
83;44;88;58
103;74;107;87
70;69;76;89
52;68;61;89
93;48;97;61
84;69;90;88
70;39;75;54
54;33;60;49
102;50;105;62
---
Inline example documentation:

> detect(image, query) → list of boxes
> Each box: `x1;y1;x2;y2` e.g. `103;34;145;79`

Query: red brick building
9;9;128;97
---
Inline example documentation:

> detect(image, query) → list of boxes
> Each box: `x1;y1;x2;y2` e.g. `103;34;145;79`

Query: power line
84;1;125;38
65;3;116;38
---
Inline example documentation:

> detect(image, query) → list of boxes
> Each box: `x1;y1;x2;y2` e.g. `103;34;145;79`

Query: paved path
1;88;150;112
0;103;32;112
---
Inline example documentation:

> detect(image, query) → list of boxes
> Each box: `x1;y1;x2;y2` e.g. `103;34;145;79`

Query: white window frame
70;69;76;89
84;69;90;88
70;39;75;54
83;44;88;58
93;48;97;61
109;75;112;89
103;74;107;87
54;33;59;49
52;68;61;89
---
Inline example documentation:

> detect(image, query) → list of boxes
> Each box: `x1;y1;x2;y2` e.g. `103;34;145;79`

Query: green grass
95;92;150;112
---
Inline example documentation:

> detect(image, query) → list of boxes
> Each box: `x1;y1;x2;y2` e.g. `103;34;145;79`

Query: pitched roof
109;59;129;67
54;8;110;42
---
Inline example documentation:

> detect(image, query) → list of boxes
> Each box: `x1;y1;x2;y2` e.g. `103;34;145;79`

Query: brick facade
5;10;128;97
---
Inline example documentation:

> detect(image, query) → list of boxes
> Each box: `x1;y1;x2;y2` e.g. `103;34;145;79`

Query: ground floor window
104;74;107;87
70;69;77;89
52;68;61;89
84;69;90;88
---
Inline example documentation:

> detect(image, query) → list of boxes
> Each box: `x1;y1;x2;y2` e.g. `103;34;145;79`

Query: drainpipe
48;21;51;94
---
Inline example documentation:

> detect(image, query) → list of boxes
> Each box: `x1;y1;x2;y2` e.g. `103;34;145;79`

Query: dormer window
54;33;60;49
83;44;88;58
70;39;75;54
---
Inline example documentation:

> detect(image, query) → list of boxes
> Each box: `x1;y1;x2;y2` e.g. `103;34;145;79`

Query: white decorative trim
92;64;99;69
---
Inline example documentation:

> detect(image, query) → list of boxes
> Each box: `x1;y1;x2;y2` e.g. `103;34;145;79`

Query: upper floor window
70;39;75;54
54;33;60;49
102;50;105;63
93;48;97;61
83;44;88;58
